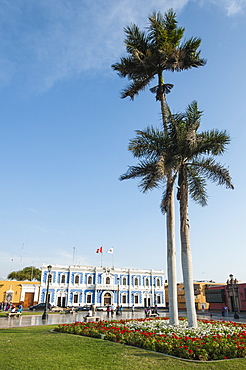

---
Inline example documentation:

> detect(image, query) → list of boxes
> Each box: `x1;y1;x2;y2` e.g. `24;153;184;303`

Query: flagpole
112;251;114;269
101;247;103;267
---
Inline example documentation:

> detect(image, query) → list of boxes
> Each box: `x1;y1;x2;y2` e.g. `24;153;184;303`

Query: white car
50;306;65;312
96;306;107;311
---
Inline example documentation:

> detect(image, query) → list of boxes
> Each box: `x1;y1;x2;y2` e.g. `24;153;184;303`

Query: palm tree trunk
166;185;179;325
179;170;197;328
159;75;179;325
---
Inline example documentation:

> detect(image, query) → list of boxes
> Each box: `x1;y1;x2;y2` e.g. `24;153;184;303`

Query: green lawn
0;311;58;317
0;326;246;369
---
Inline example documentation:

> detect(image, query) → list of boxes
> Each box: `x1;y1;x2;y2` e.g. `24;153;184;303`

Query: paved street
1;310;246;329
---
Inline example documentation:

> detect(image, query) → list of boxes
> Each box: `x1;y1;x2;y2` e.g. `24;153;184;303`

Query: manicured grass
0;325;246;369
0;311;58;317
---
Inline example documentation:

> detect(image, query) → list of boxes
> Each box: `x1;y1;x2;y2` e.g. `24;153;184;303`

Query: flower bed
54;317;246;361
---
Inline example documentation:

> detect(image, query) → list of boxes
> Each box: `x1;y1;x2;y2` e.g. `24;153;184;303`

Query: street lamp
42;265;52;320
229;274;239;319
116;277;120;314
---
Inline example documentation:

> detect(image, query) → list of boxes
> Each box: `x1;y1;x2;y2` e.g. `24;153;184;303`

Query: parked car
76;305;90;311
50;306;65;312
29;303;52;311
96;306;107;311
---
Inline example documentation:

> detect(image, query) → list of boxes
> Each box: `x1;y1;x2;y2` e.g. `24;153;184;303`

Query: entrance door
104;293;111;305
24;293;34;308
62;297;66;307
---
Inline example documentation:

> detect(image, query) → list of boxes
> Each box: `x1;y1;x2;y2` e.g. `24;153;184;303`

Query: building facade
0;280;40;308
40;264;165;308
206;275;246;312
165;281;225;311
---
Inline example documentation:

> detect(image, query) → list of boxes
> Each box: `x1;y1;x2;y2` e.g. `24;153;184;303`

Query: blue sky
0;0;245;283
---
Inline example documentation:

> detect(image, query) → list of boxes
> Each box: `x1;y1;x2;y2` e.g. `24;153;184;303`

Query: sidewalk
0;309;246;329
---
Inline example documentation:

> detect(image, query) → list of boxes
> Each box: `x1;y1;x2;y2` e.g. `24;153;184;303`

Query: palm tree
112;9;206;131
112;9;206;325
164;101;233;327
120;101;234;328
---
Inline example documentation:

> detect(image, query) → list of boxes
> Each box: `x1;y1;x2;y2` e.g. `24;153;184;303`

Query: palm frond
124;24;149;54
121;76;154;100
119;159;165;193
186;167;207;206
197;130;230;156
160;171;178;213
128;127;166;158
189;157;234;189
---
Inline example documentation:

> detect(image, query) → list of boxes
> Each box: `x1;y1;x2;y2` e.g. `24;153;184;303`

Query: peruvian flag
96;246;103;253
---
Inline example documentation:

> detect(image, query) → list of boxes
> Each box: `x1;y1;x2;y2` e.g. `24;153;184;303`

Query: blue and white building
40;264;165;308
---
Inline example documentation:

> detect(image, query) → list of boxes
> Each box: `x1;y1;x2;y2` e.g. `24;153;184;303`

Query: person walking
111;304;115;317
106;305;111;318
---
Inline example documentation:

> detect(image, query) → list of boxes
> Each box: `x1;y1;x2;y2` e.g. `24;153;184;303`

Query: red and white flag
96;246;103;253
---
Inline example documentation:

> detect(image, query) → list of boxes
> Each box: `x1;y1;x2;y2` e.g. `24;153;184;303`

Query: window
157;295;161;304
73;294;78;304
61;275;65;284
86;294;92;304
75;275;79;284
122;294;126;304
134;277;138;286
106;277;110;285
48;274;52;283
134;295;139;304
156;278;160;287
145;278;149;287
88;276;92;284
123;277;127;286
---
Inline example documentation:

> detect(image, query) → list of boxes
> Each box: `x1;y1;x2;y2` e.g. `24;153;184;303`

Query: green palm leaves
112;9;206;101
120;101;233;212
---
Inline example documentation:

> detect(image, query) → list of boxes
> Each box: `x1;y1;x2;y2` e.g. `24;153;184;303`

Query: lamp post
229;274;239;319
116;277;120;314
42;265;52;320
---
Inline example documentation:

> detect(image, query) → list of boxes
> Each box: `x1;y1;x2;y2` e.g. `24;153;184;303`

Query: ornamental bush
54;318;246;361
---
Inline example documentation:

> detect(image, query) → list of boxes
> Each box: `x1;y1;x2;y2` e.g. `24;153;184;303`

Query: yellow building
0;281;40;308
165;281;225;311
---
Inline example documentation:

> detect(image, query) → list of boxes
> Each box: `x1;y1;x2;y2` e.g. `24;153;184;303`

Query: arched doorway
104;292;111;305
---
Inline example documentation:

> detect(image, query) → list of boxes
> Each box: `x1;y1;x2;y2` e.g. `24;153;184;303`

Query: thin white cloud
0;0;189;93
0;0;244;93
224;0;246;15
202;0;246;16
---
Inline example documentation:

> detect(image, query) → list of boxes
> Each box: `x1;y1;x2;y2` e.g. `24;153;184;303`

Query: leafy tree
7;266;41;281
120;101;233;327
112;9;206;325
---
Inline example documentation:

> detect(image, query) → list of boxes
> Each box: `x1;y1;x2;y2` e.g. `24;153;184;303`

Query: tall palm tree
112;9;206;325
165;101;233;327
120;101;234;328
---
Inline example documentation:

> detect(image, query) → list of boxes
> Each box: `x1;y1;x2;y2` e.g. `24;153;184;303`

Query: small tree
7;266;41;281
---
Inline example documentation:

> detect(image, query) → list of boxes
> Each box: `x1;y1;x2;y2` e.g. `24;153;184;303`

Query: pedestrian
154;305;159;315
119;305;123;315
106;305;111;318
224;306;228;317
221;306;225;317
111;304;115;316
131;304;134;314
